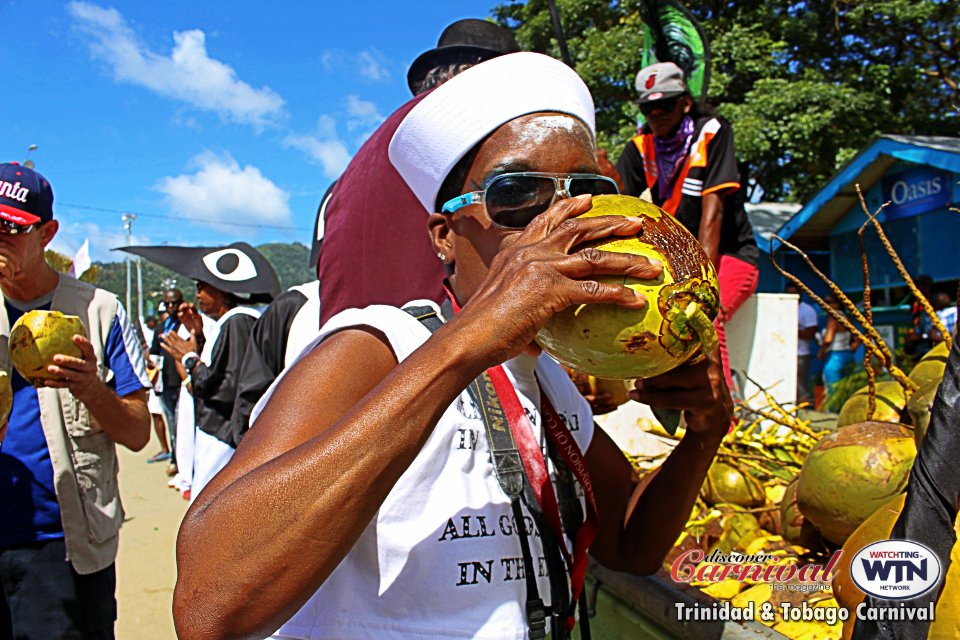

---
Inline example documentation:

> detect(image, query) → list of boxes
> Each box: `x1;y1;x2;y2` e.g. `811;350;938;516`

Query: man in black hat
407;18;520;95
0;162;151;638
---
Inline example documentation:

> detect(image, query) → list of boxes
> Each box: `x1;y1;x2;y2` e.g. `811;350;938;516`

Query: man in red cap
0;162;151;639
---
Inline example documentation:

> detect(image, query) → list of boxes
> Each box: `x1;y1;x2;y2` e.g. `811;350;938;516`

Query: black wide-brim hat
406;18;520;94
117;242;281;304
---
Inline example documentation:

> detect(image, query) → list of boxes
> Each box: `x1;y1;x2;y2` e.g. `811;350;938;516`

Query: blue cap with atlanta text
0;162;54;226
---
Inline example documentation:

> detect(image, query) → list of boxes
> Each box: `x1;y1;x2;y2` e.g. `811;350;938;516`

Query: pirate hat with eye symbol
117;242;281;304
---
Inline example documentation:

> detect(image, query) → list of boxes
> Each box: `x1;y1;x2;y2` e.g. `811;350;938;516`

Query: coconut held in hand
9;310;88;387
536;194;720;379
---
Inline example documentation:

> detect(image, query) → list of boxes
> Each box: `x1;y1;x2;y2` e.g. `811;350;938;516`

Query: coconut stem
855;185;952;353
685;301;719;353
857;196;879;420
770;235;918;393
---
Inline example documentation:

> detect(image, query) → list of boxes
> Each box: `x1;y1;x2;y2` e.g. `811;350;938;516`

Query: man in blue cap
0;162;151;639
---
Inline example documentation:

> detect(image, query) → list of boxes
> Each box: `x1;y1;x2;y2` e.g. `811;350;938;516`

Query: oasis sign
881;166;952;221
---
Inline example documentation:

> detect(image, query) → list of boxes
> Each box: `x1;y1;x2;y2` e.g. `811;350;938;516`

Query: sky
2;0;503;263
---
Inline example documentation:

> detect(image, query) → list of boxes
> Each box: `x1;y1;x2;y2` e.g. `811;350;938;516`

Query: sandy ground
115;442;188;639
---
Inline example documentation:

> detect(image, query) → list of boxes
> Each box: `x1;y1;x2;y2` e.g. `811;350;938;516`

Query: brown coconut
796;422;915;545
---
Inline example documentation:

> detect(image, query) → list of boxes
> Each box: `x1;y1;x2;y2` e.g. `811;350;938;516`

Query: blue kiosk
759;135;959;356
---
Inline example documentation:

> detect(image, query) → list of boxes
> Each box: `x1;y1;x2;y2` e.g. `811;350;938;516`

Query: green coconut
779;477;822;549
908;342;949;388
700;461;766;508
9;311;87;387
836;381;907;427
796;421;915;545
907;378;939;447
536;195;720;379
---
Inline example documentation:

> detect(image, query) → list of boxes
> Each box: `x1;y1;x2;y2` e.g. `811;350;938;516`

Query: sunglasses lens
641;97;678;115
568;178;619;198
486;175;556;229
0;221;30;235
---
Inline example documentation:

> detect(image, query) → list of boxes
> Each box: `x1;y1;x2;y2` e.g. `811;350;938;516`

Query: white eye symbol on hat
202;249;257;281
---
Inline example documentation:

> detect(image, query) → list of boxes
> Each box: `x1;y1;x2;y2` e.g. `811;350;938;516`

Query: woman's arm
818;318;837;360
586;353;731;574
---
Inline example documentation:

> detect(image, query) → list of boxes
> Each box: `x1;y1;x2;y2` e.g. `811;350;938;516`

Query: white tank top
252;301;594;640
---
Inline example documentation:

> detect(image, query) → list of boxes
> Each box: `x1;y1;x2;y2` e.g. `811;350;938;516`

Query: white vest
254;302;594;640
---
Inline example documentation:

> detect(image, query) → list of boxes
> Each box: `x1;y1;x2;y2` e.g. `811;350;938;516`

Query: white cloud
320;48;392;83
155;152;291;228
68;2;285;129
356;50;390;82
284;133;351;180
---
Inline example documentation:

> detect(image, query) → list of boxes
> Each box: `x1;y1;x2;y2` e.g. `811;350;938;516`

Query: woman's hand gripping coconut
173;56;732;640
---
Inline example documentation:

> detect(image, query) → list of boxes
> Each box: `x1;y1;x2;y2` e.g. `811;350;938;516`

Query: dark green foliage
492;0;959;201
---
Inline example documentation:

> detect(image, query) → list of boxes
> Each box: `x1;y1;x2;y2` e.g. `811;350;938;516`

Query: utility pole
122;213;137;317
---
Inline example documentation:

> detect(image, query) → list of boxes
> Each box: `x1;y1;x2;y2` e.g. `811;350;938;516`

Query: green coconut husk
908;342;950;388
536;195;720;380
832;493;907;613
906;379;940;448
9;311;87;387
796;421;915;545
701;461;767;508
836;381;908;427
0;371;10;427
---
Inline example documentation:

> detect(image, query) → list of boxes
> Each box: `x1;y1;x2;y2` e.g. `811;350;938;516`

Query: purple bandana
653;115;695;196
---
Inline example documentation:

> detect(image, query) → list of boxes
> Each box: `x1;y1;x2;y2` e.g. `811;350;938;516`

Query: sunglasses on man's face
0;220;39;236
441;172;620;229
639;96;681;117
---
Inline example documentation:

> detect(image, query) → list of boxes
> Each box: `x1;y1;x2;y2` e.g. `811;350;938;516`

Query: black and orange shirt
615;115;758;266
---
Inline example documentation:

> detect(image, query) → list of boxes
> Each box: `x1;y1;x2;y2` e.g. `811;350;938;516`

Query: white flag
68;239;91;279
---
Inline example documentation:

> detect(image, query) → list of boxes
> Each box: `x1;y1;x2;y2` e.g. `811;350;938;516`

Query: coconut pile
573;193;960;638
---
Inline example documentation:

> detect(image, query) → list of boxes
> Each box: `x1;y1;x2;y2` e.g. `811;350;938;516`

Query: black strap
404;303;546;639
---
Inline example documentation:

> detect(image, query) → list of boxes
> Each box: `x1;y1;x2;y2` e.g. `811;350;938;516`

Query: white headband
388;52;596;213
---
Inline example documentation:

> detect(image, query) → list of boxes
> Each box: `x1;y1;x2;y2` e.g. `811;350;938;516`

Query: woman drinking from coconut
173;52;732;640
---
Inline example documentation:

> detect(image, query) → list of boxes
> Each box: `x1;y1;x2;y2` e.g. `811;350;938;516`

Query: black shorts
0;538;116;640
